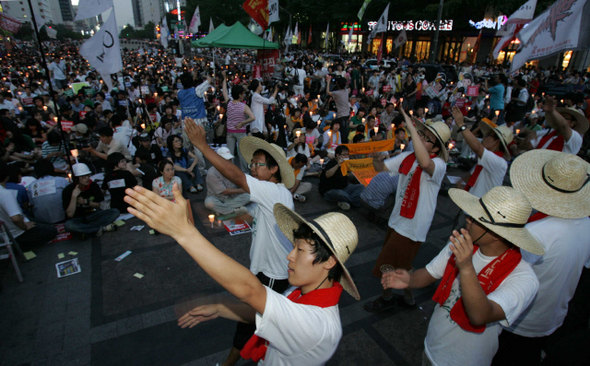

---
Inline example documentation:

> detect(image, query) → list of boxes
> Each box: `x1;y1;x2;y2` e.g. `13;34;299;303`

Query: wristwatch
458;125;467;133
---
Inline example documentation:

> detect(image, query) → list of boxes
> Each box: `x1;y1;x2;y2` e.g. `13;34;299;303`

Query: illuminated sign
368;20;453;32
469;16;507;30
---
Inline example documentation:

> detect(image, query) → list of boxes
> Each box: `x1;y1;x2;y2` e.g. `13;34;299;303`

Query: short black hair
335;145;349;156
47;130;61;145
157;159;174;173
34;159;55;178
294;153;307;165
292;223;343;282
253;148;281;182
6;164;22;183
231;85;245;100
107;152;126;171
352;134;364;143
98;126;113;137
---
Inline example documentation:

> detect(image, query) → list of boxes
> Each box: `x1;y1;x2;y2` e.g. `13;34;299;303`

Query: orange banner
343;139;394;155
352;169;379;187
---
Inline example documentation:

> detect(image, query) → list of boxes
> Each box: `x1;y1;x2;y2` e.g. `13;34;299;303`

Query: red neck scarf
464;151;505;192
240;282;343;362
398;153;437;219
527;212;549;223
432;246;522;333
79;179;94;191
536;130;564;151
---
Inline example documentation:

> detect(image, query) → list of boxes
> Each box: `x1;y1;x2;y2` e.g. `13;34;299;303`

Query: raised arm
184;118;249;193
221;71;229;103
451;106;485;158
125;185;267;314
543;95;573;141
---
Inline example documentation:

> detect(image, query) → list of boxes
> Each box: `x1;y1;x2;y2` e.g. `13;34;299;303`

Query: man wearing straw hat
492;150;590;366
365;107;451;311
524;95;588;154
450;107;512;198
382;186;543;366
123;184;359;365
183;118;295;366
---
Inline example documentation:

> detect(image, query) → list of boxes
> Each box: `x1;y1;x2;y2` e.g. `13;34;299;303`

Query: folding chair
0;221;24;283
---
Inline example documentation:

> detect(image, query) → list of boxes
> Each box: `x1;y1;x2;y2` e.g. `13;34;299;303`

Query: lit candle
217;105;220;111
70;149;79;158
328;130;332;138
495;110;500;116
54;117;58;123
284;124;287;130
425;108;429;114
154;92;158;97
400;143;405;150
400;97;404;103
390;123;394;131
560;99;564;104
138;99;142;104
208;214;215;228
43;106;47;111
67;173;72;182
141;123;146;129
362;118;365;123
516;129;521;134
295;130;301;138
320;158;324;165
409;110;414;116
373;126;378;134
317;119;321;126
449;142;454;149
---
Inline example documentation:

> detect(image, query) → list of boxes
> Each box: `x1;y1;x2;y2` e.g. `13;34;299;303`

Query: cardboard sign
365;89;374;96
466;86;479;97
383;85;392;92
352;169;379;187
60;120;74;132
380;98;387;106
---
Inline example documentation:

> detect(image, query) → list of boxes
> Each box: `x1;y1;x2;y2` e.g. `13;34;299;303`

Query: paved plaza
0;168;469;366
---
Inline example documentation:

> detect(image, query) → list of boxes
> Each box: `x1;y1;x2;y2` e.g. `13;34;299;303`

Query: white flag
161;16;169;48
189;6;201;33
367;4;389;44
79;11;122;91
325;23;329;47
348;24;353;45
293;22;299;43
393;30;407;49
75;0;114;21
268;0;280;24
493;0;537;59
35;15;46;31
249;18;264;35
209;18;214;33
511;0;590;72
46;27;57;39
283;27;292;47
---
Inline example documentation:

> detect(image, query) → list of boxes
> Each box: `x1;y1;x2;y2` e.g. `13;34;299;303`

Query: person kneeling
204;147;250;215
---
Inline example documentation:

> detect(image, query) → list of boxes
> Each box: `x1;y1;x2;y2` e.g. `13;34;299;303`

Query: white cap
72;163;92;177
216;147;234;160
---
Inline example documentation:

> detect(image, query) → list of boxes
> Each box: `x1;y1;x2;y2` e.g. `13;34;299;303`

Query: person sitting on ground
4;165;29;212
360;171;399;223
287;108;303;130
102;153;137;214
322;120;342;151
381;186;542;366
152;160;183;202
84;126;132;161
289;153;312;203
349;107;366;130
135;149;159;191
204;147;250;216
124;184;360;365
319;145;365;211
0;162;58;249
62;163;119;237
135;133;163;164
27;159;69;224
166;134;203;193
366;107;450;311
286;130;310;158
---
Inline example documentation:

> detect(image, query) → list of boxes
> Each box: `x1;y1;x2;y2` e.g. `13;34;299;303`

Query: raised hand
449;228;475;271
184;117;207;149
451;106;464;127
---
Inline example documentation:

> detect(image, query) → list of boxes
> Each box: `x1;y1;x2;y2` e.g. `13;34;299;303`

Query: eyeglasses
417;129;435;145
248;162;267;169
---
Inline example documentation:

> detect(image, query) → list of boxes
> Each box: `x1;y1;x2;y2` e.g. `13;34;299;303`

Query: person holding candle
322;120;342;151
366;106;451;311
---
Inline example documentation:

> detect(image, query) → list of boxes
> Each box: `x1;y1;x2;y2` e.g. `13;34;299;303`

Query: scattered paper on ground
23;251;36;260
149;230;155;235
114;219;126;227
68;251;78;256
57;253;65;259
133;273;144;279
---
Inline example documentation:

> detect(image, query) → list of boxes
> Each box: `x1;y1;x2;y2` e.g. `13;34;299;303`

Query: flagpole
25;0;73;173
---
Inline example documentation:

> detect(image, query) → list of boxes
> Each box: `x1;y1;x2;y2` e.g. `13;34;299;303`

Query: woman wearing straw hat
492;150;590;366
382;186;543;366
365;106;451;311
183;118;295;366
123;184;359;365
451;106;512;199
524;95;588;154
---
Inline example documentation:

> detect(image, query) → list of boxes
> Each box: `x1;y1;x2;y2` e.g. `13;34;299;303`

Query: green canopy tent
191;21;279;49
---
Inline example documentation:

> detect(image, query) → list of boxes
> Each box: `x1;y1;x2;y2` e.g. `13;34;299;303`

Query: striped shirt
227;101;247;133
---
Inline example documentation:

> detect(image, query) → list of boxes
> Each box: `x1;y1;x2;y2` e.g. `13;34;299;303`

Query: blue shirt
488;84;505;111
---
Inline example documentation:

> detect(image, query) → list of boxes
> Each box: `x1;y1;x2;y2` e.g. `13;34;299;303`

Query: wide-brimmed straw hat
510;150;590;219
448;187;544;255
554;107;589;134
479;122;513;160
239;137;295;189
273;203;360;300
414;120;451;161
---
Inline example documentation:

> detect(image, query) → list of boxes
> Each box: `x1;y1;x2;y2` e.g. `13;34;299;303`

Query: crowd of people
1;38;590;365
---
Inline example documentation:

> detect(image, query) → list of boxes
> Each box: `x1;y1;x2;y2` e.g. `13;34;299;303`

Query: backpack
291;70;301;86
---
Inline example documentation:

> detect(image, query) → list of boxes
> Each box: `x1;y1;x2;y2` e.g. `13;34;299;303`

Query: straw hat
239;137;295;189
273;203;360;300
414;120;451;161
478;122;514;160
555;107;589;134
449;187;544;255
510;150;590;219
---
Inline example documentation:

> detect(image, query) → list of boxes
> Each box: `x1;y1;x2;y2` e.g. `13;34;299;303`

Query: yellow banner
341;157;374;176
352;169;379;187
343;139;394;155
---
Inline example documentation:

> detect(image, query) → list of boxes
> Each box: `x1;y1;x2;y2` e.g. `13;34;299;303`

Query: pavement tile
89;322;117;344
115;314;144;336
327;328;394;365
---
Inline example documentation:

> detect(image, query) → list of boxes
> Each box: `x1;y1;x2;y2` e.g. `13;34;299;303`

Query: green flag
357;0;373;20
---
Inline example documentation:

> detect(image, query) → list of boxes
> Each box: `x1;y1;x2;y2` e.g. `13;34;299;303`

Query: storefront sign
368;20;453;32
469;16;507;30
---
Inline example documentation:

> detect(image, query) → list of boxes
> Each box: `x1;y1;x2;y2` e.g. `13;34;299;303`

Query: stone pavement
0;169;469;366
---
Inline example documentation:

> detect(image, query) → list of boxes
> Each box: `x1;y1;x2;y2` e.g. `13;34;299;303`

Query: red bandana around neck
398;153;437;219
79;179;94;191
527;211;549;223
432;246;522;333
464;150;505;192
536;130;564;151
240;282;343;362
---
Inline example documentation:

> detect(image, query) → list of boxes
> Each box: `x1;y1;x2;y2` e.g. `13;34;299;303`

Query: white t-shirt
0;185;25;238
531;129;583;155
287;144;310;159
506;216;590;337
251;93;276;134
385;152;447;242
246;175;294;280
256;286;342;366
322;130;341;150
424;243;539;366
468;149;507;198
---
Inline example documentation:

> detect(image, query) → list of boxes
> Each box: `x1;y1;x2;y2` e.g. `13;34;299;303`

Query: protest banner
257;49;279;77
343;139;395;155
353;169;379;186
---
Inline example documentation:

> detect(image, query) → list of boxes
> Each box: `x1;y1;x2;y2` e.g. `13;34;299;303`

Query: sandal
197;184;204;191
189;186;198;193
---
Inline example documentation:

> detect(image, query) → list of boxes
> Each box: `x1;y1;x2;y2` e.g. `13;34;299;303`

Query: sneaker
103;223;117;232
363;296;398;312
197;184;204;191
293;194;306;202
95;228;103;237
337;202;350;210
189;186;198;193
